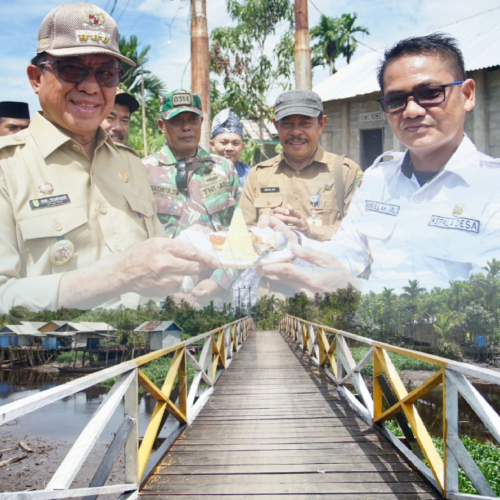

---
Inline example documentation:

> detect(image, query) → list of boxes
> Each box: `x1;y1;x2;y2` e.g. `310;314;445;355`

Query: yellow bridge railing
281;314;500;500
0;316;254;500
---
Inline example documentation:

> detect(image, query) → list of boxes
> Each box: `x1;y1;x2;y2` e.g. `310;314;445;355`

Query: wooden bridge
1;316;499;500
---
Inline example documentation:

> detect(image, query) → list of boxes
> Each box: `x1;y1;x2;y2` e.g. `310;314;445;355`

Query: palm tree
310;14;343;75
338;13;369;64
402;280;426;345
433;312;466;343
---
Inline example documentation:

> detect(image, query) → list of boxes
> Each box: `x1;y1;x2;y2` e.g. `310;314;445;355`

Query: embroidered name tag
429;215;480;233
151;184;181;198
261;187;280;193
365;200;400;216
201;180;231;199
29;194;71;210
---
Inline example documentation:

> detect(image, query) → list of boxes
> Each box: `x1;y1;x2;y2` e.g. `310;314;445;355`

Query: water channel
1;368;500;445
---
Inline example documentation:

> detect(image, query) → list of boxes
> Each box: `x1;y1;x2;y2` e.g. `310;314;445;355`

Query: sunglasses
175;160;188;193
377;81;464;114
39;61;123;88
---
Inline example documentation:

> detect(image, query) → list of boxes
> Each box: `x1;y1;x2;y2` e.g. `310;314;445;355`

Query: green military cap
160;90;203;120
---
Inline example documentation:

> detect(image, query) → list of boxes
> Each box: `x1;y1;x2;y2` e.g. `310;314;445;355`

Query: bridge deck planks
143;330;439;499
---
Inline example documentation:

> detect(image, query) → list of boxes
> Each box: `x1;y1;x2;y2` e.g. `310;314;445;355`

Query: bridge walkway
141;330;439;499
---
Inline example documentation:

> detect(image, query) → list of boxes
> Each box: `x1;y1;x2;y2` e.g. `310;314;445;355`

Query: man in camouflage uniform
142;89;242;303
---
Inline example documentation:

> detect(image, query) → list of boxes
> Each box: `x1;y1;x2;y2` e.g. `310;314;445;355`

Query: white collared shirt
303;136;500;293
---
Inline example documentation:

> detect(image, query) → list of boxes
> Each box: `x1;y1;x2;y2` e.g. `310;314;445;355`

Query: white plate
212;227;293;269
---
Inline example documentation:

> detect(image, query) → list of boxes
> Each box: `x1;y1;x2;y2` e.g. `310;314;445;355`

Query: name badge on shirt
365;200;400;216
29;194;71;210
261;187;280;193
429;215;480;233
151;184;181;199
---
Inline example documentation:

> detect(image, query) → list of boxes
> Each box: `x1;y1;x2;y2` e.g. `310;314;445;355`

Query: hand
272;204;311;238
191;279;222;299
258;244;360;297
58;238;219;309
257;214;299;245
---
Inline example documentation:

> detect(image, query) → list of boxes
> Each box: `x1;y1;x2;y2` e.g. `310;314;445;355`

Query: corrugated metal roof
241;119;277;141
134;321;182;333
314;7;500;103
79;322;116;332
1;325;46;336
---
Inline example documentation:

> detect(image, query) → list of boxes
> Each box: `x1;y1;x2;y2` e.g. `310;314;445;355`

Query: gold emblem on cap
49;240;75;267
81;9;105;28
452;204;466;216
38;181;54;195
119;172;129;183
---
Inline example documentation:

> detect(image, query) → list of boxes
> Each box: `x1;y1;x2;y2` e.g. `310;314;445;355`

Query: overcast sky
1;0;499;115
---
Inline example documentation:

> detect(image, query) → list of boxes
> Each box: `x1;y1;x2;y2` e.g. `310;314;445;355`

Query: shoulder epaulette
115;142;139;158
0;134;26;150
256;155;280;168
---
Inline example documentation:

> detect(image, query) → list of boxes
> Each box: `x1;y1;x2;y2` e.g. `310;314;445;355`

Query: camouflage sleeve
209;267;238;289
226;158;242;207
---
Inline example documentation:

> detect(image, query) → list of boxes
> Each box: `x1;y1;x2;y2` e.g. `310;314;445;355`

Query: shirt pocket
17;204;89;272
123;193;157;238
423;228;480;263
356;212;398;242
253;194;283;217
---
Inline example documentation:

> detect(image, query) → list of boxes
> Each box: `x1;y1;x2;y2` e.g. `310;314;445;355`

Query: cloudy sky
1;0;499;115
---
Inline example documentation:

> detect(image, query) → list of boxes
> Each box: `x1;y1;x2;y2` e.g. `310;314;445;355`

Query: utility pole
294;0;312;90
191;0;211;150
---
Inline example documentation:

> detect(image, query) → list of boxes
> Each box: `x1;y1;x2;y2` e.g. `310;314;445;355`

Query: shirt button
294;194;300;200
115;244;122;252
13;136;22;142
72;144;83;153
53;222;63;231
266;201;270;206
414;195;422;203
100;205;108;214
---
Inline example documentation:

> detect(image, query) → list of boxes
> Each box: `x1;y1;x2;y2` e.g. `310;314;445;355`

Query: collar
158;144;211;166
280;145;328;170
29;111;117;159
399;135;479;187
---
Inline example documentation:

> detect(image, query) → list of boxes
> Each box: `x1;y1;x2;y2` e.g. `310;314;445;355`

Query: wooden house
134;321;182;351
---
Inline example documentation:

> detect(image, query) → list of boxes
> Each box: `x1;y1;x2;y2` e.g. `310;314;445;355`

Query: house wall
321;67;499;167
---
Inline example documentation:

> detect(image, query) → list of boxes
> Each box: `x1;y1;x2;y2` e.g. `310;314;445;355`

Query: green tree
311;14;343;75
210;0;294;151
118;35;167;156
311;12;369;74
402;280;426;345
338;13;369;64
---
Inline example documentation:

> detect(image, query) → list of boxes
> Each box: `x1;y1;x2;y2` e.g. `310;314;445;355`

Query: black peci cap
0;101;30;120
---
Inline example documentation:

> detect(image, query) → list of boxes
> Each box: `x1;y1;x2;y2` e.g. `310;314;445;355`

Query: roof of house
79;322;116;332
241;119;278;142
20;321;49;331
314;7;500;103
134;321;183;333
0;324;46;336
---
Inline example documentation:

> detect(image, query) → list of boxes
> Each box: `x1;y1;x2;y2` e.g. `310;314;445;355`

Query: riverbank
0;434;125;493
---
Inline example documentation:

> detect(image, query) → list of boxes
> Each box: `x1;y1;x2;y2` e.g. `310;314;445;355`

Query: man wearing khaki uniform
240;90;361;242
0;3;216;313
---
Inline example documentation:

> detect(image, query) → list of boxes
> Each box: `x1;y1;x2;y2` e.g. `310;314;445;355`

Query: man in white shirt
259;33;500;295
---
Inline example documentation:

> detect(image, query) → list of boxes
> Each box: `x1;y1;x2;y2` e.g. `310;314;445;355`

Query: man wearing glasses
143;90;242;303
0;3;217;313
258;33;500;295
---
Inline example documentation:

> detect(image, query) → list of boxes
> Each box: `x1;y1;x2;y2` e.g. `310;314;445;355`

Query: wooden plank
141;495;435;500
0;485;137;500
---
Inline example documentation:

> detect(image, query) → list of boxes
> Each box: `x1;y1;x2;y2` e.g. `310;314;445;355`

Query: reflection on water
0;369;169;442
413;382;500;444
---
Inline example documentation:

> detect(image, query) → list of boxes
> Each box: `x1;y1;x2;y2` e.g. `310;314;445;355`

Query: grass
56;351;83;363
384;420;500;496
349;346;439;377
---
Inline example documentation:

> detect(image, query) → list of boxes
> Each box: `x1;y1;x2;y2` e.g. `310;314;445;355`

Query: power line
308;0;381;54
109;0;119;16
116;0;133;23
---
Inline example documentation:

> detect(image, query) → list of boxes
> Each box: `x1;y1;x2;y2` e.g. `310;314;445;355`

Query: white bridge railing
281;314;500;500
0;316;254;500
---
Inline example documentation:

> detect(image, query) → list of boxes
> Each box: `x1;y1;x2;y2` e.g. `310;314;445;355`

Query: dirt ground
0;433;125;493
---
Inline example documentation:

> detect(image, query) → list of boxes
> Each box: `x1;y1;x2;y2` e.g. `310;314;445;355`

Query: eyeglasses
377;81;464;114
39;61;123;88
175;160;188;193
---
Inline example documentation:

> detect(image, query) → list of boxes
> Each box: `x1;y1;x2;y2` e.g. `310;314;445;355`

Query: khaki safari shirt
0;112;164;313
240;146;362;241
143;144;242;289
